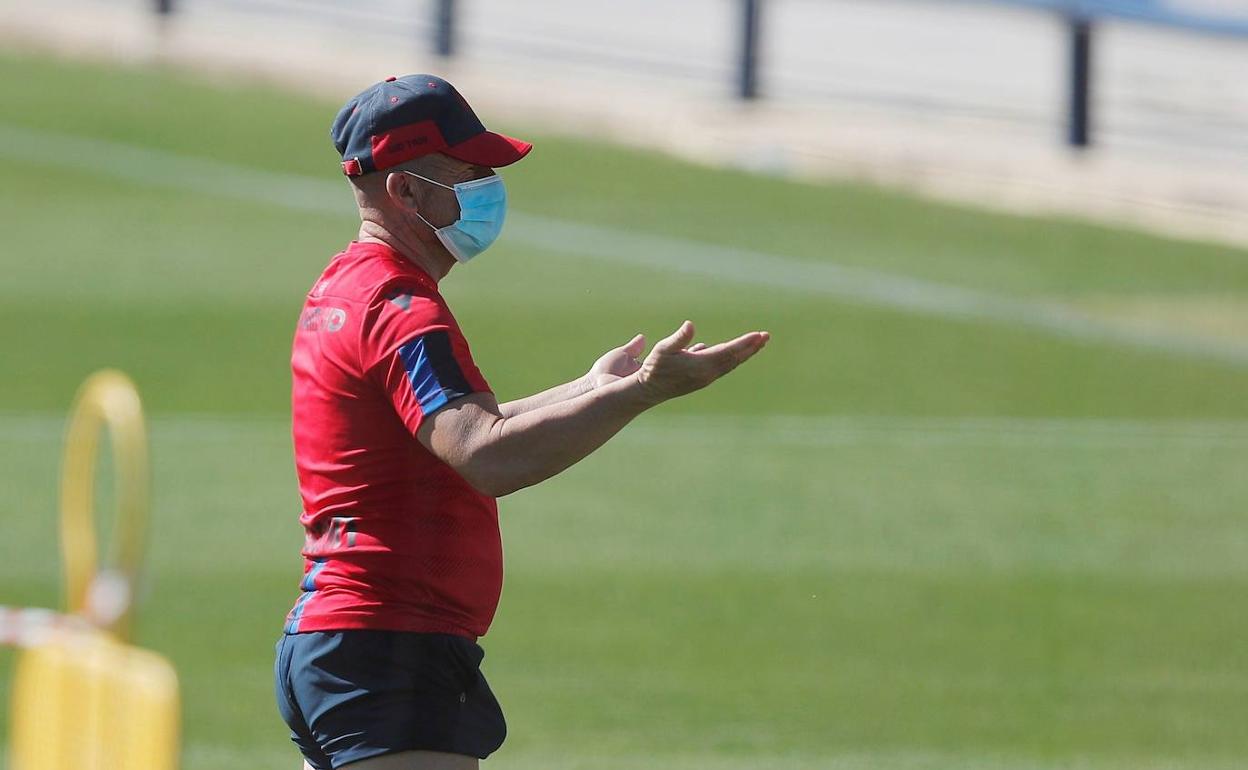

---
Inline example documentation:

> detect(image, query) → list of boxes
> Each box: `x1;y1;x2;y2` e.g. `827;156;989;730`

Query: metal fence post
435;0;456;58
1067;15;1093;148
738;0;762;100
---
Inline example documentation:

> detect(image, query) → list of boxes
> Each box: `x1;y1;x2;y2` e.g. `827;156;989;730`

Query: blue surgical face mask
404;171;507;263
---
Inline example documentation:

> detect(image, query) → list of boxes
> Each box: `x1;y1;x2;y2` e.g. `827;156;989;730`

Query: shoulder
370;279;445;321
359;276;466;373
314;242;441;309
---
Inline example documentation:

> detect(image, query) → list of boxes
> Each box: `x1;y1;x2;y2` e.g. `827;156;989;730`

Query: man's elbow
455;462;530;498
452;430;534;498
428;410;522;497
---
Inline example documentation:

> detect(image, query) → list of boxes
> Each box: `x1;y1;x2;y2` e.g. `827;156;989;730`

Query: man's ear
384;171;417;208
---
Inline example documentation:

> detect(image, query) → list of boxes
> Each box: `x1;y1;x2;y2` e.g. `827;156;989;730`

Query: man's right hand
635;321;770;406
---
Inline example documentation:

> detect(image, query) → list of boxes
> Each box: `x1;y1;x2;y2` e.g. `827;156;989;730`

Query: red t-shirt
285;240;500;639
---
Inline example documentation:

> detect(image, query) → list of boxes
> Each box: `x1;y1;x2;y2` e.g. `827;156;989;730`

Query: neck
357;220;453;282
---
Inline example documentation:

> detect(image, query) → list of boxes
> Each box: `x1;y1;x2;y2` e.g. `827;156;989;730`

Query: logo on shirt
299;307;348;332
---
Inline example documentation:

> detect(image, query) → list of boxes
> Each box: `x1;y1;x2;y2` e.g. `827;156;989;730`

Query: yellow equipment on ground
7;370;181;770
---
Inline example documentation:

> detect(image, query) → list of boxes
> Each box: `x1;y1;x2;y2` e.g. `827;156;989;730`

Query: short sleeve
363;285;491;434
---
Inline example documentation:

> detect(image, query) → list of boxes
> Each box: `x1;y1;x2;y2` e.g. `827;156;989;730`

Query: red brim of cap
443;130;533;168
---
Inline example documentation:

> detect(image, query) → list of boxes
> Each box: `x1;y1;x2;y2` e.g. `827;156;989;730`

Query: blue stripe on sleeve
398;336;449;414
398;332;474;415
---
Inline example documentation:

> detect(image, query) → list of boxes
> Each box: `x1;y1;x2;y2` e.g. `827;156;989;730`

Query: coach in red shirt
273;74;769;770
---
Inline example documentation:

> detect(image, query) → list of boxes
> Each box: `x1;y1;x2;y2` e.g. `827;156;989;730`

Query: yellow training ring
59;370;149;642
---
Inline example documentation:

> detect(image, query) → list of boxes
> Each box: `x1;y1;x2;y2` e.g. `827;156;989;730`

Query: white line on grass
4;412;1248;449
4;122;1248;365
622;414;1248;449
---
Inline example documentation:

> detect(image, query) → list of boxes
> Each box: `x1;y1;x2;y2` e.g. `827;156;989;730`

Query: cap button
384;76;397;82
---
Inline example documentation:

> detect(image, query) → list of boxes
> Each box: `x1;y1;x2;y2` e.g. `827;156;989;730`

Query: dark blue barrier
739;0;762;100
996;0;1248;36
144;0;1242;150
1068;17;1093;147
983;0;1248;148
435;0;455;58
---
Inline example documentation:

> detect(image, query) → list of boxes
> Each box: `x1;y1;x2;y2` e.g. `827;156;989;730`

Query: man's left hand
587;334;647;388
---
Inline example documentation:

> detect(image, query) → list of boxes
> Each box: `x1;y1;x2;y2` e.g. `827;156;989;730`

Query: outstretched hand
637;321;769;405
589;322;769;401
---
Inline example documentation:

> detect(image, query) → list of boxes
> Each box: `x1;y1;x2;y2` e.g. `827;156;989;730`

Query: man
273;74;769;770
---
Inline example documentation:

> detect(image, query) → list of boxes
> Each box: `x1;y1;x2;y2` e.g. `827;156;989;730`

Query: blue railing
970;0;1248;146
998;0;1248;37
145;0;1247;150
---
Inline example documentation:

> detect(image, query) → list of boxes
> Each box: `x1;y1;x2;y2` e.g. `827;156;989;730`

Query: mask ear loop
401;171;452;232
412;209;438;232
402;170;455;191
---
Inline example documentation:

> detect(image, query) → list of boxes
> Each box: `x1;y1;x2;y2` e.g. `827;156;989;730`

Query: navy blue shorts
274;630;507;769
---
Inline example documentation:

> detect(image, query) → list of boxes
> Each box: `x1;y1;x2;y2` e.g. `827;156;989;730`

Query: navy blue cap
331;74;532;177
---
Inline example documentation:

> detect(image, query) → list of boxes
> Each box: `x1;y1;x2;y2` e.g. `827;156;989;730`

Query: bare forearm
421;322;769;498
466;377;652;496
497;375;593;419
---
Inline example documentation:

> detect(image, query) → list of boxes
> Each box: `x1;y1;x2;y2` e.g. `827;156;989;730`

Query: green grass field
2;50;1248;769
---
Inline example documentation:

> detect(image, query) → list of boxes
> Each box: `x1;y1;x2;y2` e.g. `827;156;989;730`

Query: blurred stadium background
2;1;1248;768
